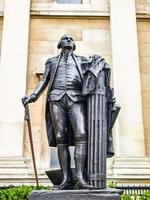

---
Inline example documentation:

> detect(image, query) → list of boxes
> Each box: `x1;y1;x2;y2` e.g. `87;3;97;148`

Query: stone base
0;156;50;186
29;189;122;200
112;157;150;184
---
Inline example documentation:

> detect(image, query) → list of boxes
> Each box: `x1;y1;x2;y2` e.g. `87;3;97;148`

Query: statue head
57;34;76;51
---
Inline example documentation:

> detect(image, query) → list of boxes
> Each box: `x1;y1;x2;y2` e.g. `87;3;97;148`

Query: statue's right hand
22;94;37;107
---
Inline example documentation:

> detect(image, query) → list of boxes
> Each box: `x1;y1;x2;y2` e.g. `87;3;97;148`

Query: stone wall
138;20;150;156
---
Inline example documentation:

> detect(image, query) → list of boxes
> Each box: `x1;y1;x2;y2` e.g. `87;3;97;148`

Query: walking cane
22;101;39;189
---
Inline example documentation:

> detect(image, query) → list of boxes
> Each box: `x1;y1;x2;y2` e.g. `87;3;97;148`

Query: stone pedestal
29;189;122;200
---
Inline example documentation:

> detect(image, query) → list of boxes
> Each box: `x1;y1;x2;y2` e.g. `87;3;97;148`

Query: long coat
33;53;88;147
33;53;114;157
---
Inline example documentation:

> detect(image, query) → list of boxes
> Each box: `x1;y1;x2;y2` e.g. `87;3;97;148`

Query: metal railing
117;185;150;195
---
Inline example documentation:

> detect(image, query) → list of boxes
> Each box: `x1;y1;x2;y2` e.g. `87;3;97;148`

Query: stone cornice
136;4;150;18
0;3;150;18
30;3;110;17
30;3;150;19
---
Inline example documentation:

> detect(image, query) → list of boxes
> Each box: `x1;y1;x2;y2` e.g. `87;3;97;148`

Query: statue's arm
22;59;51;106
32;61;51;98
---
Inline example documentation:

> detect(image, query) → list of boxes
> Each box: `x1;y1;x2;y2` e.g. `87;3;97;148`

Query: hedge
0;185;50;200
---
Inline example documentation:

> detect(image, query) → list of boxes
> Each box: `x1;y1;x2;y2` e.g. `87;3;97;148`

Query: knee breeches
49;95;87;144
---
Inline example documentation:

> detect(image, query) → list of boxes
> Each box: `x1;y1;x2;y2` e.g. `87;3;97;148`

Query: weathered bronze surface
22;34;120;190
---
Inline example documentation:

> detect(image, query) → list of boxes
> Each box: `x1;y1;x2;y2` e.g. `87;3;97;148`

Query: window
57;0;82;4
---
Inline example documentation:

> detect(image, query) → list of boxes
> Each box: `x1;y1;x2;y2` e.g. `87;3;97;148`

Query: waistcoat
52;53;82;91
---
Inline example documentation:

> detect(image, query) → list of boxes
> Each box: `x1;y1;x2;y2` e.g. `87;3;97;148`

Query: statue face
60;35;75;50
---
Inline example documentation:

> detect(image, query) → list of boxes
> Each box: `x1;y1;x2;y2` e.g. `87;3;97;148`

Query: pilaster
0;0;31;179
109;0;150;183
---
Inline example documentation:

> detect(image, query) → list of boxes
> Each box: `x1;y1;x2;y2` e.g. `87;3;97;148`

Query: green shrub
107;180;118;188
0;185;50;200
121;192;150;200
140;191;150;200
120;194;133;200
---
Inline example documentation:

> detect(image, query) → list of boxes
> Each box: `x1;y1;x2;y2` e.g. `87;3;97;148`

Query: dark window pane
57;0;82;4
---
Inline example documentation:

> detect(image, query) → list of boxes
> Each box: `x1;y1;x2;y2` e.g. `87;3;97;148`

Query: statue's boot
59;179;72;190
58;144;72;189
74;141;94;190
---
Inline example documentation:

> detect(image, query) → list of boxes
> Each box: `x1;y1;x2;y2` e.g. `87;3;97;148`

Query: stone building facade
0;0;150;186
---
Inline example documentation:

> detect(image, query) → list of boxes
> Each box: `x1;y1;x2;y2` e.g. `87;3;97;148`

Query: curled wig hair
57;34;76;51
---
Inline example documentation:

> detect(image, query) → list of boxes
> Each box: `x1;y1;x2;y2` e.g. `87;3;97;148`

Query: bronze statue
23;35;94;189
22;34;120;190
